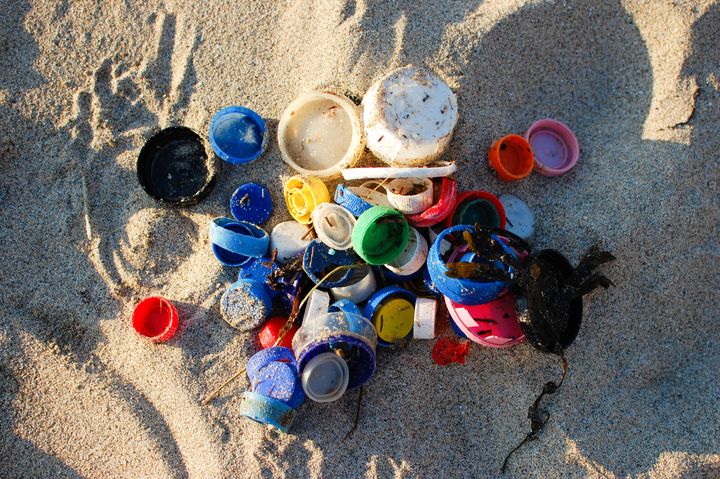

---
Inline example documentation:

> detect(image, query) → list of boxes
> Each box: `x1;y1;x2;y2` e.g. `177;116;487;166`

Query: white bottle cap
386;178;434;214
362;66;458;167
310;203;356;250
385;227;428;276
301;352;350;403
330;264;377;304
270;221;313;263
413;297;437;340
499;194;535;240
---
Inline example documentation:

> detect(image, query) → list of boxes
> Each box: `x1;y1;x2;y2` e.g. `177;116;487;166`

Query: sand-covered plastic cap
351;206;410;265
278;91;365;179
363;65;458;167
220;279;272;331
137;126;217;206
239;391;297;433
209;106;268;165
132;296;179;342
525;118;579;176
488;134;534;181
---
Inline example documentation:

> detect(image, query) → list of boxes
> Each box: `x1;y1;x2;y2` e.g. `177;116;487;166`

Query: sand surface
1;1;719;478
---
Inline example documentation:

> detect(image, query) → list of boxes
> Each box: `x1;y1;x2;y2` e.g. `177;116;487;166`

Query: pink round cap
445;293;525;348
525;119;579;176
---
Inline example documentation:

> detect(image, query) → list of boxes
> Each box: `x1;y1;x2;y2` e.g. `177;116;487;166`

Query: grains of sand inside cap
1;0;718;477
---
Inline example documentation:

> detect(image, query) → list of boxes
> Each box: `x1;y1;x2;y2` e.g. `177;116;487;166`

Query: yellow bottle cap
373;297;414;343
283;175;331;224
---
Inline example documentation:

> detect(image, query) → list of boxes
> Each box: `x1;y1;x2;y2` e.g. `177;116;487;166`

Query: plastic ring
385;178;434;214
426;225;516;305
239;391;297;433
341;161;457;181
363;286;417;346
329;264;376;304
406;177;457;228
413;297;437;340
351;206;410;265
311;203;356;250
385;227;428;276
302;240;359;287
283;175;331;224
210;218;269;267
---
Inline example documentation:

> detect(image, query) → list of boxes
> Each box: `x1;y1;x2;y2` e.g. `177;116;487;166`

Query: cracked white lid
362;66;458;167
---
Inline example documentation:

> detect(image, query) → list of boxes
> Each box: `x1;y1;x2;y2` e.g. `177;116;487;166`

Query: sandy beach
1;0;719;477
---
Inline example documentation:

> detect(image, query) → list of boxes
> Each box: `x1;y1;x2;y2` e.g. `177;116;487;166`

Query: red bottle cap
132;296;179;343
258;316;299;350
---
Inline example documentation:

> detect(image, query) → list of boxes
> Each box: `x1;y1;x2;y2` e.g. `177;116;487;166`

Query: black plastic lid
137;126;217;206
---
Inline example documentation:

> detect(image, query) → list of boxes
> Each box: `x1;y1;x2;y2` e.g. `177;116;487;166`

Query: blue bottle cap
238;256;277;283
250;361;305;409
209;106;268;165
230;183;273;225
302;240;359;288
239;391;297;433
246;346;297;383
137;126;217;206
334;184;374;217
209;218;269;266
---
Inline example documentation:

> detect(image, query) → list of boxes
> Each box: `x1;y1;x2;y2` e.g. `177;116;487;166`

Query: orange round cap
488;134;534;181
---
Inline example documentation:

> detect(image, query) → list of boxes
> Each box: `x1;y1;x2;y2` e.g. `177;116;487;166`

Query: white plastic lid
301;352;350;402
270;221;313;262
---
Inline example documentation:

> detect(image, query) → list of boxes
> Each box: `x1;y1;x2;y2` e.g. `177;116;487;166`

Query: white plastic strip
341;161;456;180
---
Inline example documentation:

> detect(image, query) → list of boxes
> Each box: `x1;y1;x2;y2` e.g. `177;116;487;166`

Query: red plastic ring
444;190;506;229
407;177;457;228
132;296;179;343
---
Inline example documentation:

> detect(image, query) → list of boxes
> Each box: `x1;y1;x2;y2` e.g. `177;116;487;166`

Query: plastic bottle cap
363;286;417;345
525;118;579;176
488;134;534;181
209;106;268;165
270;221;313;263
351;206;410;265
301;352;350;403
406;177;457;228
499;194;534;240
363;66;458;167
311;203;356;250
258;317;298;350
334;184;375;217
230;183;272;224
209;218;270;267
246;346;297;383
283;175;331;224
385;178;434;214
303;240;358;287
278;91;365;179
132;296;179;342
413;297;437;340
239;391;297;433
220;280;272;331
445;293;525;348
385;227;428;276
137;126;217;206
302;289;330;326
250;361;304;408
329;264;377;304
446;191;506;229
341;161;457;181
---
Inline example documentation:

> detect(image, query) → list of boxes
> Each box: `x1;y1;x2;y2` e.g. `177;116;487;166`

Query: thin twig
342;386;364;442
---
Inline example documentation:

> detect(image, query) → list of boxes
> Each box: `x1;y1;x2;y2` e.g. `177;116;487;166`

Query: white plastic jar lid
270;221;313;263
362;66;458;167
301;352;350;403
278;91;365;179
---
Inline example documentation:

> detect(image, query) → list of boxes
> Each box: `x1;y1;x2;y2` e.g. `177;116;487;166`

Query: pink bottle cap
525;119;579;176
445;293;524;348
